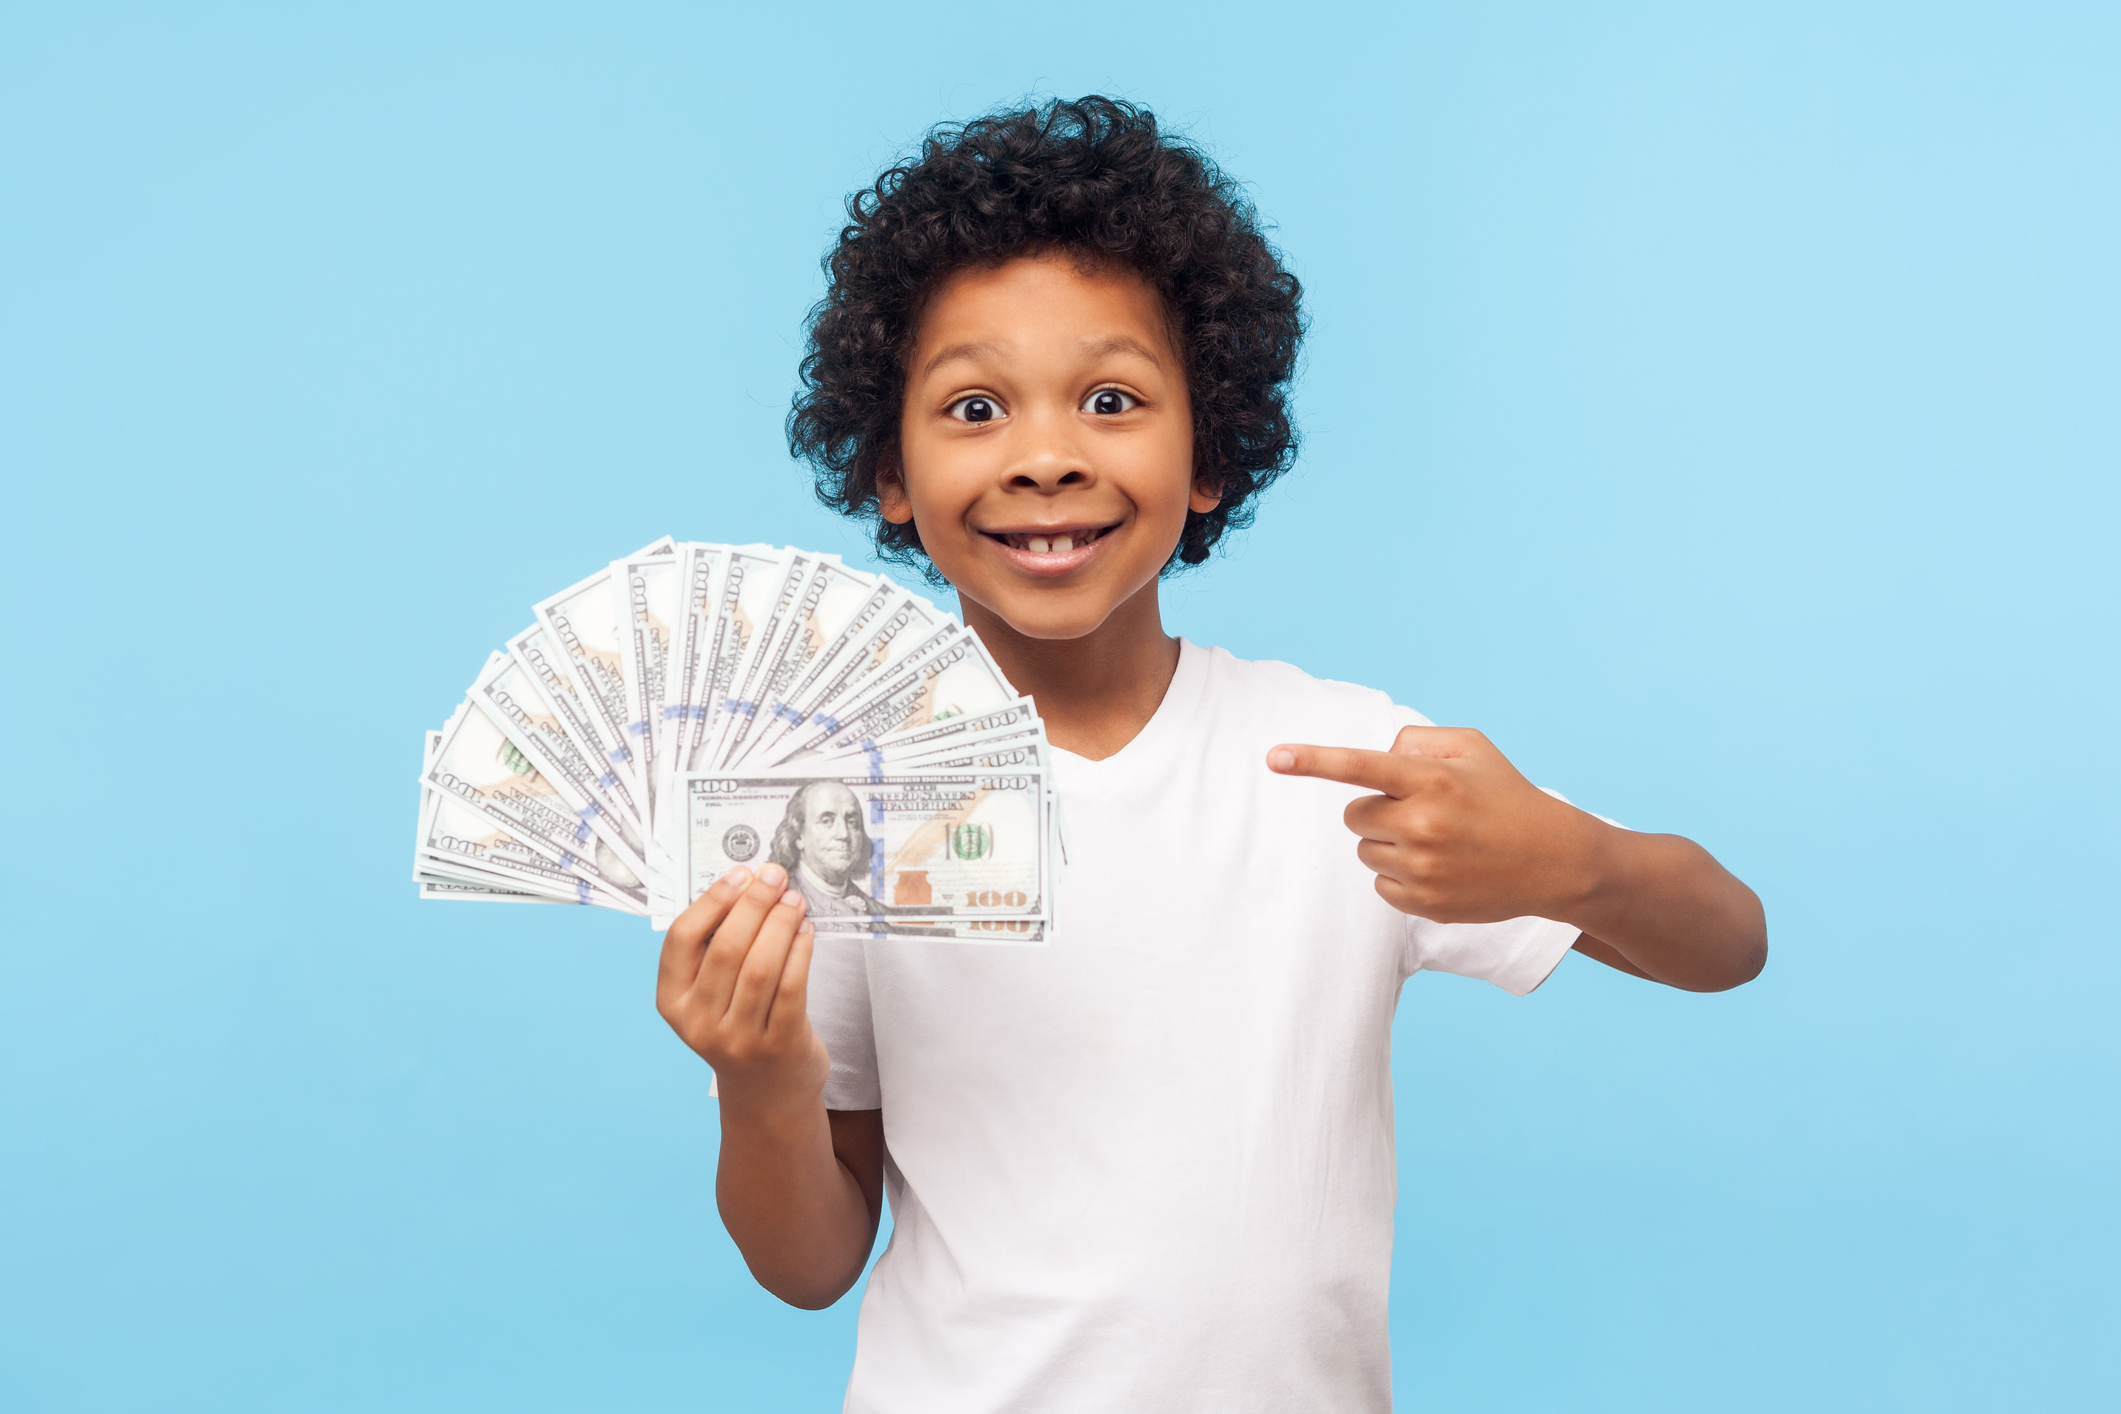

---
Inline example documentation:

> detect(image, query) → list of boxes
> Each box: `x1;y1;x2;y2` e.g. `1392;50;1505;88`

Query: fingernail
1268;748;1295;772
781;889;805;909
759;862;787;888
721;866;752;890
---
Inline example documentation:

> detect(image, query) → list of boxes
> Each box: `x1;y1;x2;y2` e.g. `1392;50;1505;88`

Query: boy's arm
656;865;885;1308
1559;828;1765;990
1268;727;1766;992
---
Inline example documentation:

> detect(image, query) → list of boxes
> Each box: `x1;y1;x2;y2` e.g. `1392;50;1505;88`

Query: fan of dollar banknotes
415;537;1058;940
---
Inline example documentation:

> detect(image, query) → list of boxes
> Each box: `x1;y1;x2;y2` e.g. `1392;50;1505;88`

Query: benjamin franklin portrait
769;780;881;917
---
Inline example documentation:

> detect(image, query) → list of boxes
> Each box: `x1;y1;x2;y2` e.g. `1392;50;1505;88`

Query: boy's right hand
656;862;829;1115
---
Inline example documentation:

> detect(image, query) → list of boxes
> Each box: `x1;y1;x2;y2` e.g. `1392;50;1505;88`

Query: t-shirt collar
1050;637;1206;772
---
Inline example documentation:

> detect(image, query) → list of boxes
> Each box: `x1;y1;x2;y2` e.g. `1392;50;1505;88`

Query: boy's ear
1188;470;1223;515
876;447;914;525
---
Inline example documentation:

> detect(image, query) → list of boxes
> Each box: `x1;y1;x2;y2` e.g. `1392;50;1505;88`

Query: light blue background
3;3;2115;1410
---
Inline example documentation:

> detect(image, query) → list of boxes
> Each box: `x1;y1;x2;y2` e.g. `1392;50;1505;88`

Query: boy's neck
957;581;1179;763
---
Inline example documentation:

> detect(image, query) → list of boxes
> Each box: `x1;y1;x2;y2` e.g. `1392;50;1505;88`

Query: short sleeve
1386;702;1585;995
808;932;882;1110
1403;914;1581;995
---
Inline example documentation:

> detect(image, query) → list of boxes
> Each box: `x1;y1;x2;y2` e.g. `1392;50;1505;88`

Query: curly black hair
788;95;1304;578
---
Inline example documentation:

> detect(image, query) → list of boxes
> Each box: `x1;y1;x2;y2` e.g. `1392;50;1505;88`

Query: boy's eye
1083;389;1137;415
947;395;1003;424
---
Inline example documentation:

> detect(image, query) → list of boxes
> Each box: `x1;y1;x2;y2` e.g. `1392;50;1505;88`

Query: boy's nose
1002;441;1093;492
1000;408;1094;491
1006;462;1091;492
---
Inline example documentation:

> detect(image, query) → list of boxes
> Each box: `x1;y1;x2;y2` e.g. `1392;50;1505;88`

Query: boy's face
883;252;1214;642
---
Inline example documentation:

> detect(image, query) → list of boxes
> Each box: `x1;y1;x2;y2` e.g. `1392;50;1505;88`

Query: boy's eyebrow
1078;335;1163;368
919;341;1003;379
919;335;1164;380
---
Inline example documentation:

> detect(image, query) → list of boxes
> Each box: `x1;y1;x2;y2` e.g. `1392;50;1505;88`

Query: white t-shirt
805;640;1581;1413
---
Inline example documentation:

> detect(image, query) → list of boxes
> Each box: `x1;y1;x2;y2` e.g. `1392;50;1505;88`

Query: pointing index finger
1266;743;1421;796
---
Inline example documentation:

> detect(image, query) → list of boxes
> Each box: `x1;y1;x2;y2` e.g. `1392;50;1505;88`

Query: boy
656;97;1765;1411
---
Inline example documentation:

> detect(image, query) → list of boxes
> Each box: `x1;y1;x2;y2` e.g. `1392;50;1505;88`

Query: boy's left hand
1267;726;1604;926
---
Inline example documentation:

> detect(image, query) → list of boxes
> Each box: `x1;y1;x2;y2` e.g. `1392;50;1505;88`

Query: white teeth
1006;532;1091;555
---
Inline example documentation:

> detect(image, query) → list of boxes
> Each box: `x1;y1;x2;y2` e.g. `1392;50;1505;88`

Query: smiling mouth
984;524;1118;554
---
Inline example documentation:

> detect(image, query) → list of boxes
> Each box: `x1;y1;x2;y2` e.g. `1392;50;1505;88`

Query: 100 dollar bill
426;693;650;908
531;536;673;806
741;591;955;764
682;771;1048;925
770;630;1019;765
720;556;882;768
